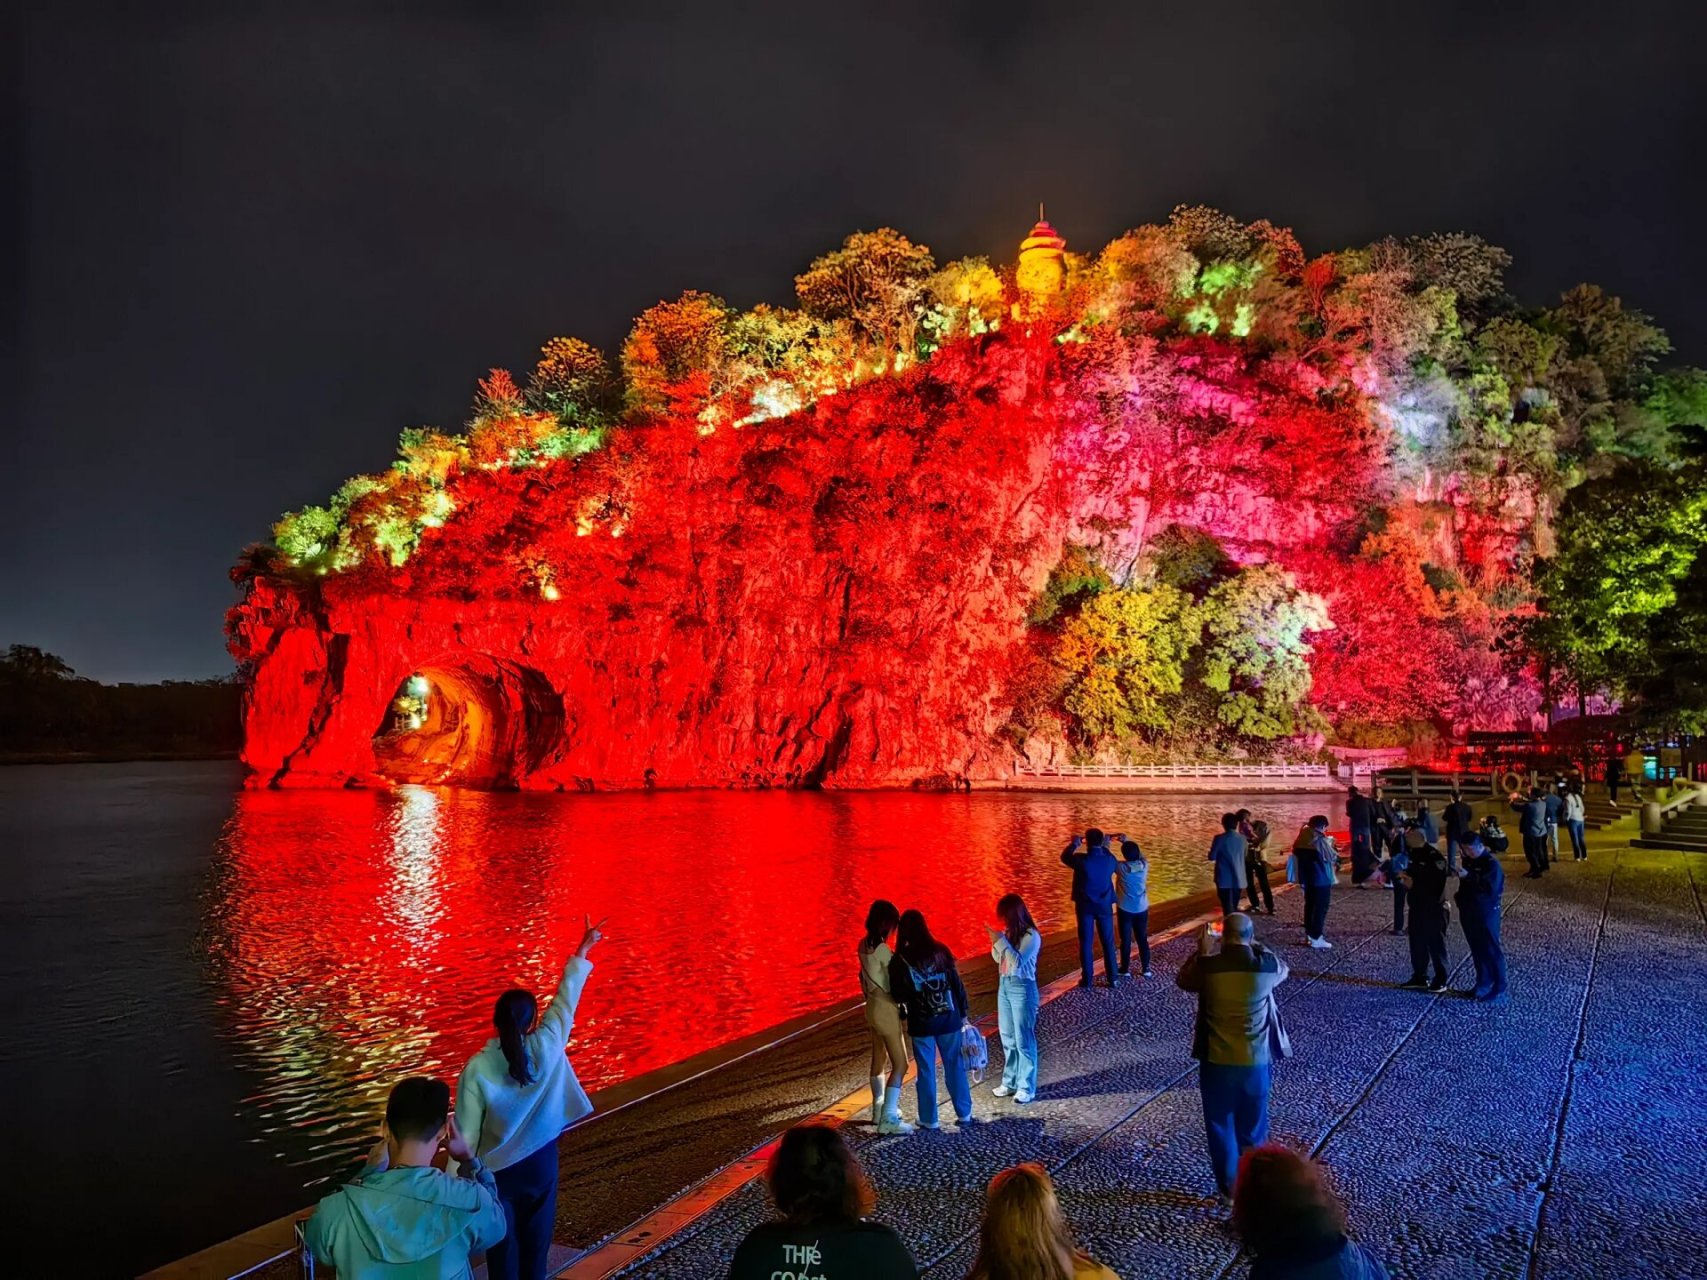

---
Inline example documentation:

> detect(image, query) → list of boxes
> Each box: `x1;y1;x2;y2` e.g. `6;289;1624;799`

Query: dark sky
8;1;1705;682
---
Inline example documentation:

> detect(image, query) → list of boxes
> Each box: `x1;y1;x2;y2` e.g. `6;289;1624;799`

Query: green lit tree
1195;566;1329;739
1055;584;1199;742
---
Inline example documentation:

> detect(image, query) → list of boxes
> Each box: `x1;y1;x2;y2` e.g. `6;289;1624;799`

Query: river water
0;762;1332;1276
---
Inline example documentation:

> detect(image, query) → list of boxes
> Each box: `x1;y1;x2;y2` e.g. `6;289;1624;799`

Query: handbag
1265;994;1293;1061
1284;853;1299;884
960;1022;989;1082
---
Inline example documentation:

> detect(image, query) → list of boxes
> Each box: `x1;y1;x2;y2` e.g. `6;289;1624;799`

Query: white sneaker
1014;1091;1034;1104
917;1119;941;1130
991;1084;1012;1097
1308;936;1331;949
877;1116;915;1135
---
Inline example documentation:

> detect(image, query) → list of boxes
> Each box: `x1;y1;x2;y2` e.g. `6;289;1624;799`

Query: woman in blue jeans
984;894;1041;1104
888;909;975;1128
454;916;604;1280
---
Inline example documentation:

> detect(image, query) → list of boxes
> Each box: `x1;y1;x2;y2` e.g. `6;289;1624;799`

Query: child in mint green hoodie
306;1076;507;1280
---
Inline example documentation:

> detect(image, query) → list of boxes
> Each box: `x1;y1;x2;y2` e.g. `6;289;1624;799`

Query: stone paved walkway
610;840;1707;1279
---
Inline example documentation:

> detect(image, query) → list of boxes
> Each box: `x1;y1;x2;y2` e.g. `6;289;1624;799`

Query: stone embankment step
1633;806;1707;851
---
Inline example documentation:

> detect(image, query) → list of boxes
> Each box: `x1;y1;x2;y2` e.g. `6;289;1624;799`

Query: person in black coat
1455;835;1507;1002
1442;790;1474;872
1345;787;1376;883
1061;828;1119;987
1399;836;1451;991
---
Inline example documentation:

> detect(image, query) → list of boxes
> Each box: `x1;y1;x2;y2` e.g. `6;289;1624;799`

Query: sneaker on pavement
991;1084;1011;1097
877;1117;915;1135
1399;976;1429;990
1142;969;1153;978
956;1114;981;1126
1014;1091;1034;1104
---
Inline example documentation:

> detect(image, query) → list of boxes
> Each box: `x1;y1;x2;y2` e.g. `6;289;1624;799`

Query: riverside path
595;833;1706;1279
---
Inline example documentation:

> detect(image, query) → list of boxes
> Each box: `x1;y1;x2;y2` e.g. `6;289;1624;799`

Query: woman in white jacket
455;915;605;1280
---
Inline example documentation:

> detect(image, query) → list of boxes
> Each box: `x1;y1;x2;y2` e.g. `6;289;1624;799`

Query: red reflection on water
203;787;1329;1182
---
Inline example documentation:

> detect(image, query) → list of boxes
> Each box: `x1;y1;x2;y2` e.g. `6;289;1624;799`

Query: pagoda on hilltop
1016;207;1067;296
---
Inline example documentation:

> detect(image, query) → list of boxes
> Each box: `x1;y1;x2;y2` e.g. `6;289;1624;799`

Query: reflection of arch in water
372;655;565;789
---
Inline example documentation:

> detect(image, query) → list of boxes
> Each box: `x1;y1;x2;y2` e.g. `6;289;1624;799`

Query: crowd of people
302;773;1576;1279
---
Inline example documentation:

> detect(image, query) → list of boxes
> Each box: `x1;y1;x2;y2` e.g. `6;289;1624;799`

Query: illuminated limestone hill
227;209;1691;789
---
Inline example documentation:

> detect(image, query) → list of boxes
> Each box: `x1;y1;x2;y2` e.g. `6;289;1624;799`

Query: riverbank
154;805;1707;1279
597;818;1706;1278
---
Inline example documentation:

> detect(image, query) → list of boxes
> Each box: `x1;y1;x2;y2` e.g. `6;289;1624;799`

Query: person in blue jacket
1455;834;1508;1002
1061;828;1120;987
1292;816;1338;950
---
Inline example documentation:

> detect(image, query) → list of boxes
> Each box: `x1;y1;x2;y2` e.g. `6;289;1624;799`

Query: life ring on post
1497;768;1525;795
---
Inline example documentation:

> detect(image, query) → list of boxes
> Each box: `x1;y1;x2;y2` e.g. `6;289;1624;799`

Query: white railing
1015;762;1334;779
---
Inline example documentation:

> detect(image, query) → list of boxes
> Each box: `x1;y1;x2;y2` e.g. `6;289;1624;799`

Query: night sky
9;2;1705;682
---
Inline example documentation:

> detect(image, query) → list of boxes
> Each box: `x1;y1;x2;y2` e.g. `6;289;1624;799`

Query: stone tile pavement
610;840;1707;1279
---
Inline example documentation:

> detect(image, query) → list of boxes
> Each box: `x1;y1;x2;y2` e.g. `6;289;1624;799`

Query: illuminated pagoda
1015;207;1067;296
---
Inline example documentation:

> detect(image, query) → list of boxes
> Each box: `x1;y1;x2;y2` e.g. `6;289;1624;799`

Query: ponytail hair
493;989;538;1086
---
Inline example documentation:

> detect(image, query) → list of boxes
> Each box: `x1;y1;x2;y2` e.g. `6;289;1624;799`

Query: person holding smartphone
1176;913;1290;1200
1060;828;1120;987
305;1076;507;1280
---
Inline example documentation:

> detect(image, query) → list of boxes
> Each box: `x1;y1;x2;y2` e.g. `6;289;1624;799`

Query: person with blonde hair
966;1162;1119;1280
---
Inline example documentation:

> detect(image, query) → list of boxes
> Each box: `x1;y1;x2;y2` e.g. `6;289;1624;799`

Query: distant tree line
0;644;240;760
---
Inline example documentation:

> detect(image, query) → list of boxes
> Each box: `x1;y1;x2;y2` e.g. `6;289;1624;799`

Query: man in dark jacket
1455;834;1508;1001
1176;912;1290;1198
1543;784;1564;863
1511;789;1549;878
1442;789;1474;872
1061;827;1119;987
1209;812;1248;918
1399;835;1451;991
1345;786;1376;883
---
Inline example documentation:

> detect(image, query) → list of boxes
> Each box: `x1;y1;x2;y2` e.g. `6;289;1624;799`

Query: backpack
905;959;958;1022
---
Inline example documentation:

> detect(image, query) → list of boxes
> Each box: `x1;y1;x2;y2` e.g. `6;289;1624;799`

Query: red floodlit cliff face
231;338;1062;788
227;328;1535;790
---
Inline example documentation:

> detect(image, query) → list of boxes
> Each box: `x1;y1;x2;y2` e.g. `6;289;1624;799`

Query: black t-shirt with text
727;1219;918;1280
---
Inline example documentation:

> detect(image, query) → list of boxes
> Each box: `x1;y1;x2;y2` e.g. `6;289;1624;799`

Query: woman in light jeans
985;894;1041;1104
888;909;975;1129
1564;784;1589;861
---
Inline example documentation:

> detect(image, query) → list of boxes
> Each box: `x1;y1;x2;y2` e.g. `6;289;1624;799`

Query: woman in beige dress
859;899;913;1134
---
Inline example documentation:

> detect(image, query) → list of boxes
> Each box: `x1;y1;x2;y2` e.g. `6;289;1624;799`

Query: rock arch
371;655;564;789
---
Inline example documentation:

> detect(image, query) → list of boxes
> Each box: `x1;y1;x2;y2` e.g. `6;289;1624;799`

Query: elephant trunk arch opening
372;656;563;789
